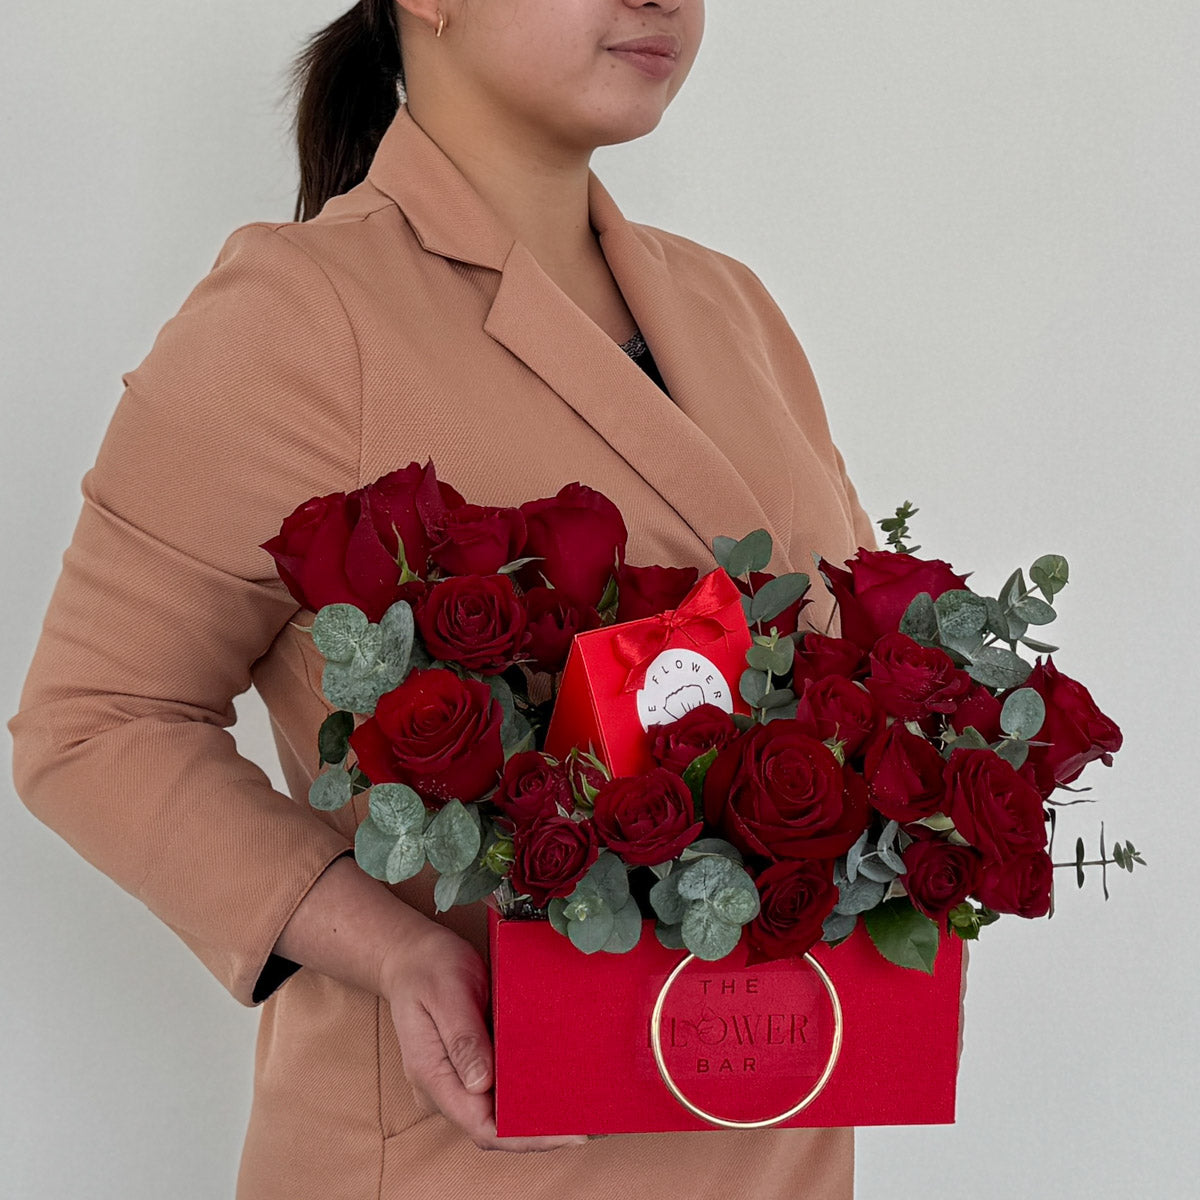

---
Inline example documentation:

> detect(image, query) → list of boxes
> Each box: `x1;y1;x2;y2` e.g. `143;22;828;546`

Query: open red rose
1021;657;1122;797
819;549;970;650
974;849;1053;918
792;632;867;689
509;815;599;908
517;483;627;607
362;460;465;578
866;631;972;719
494;752;573;827
943;748;1047;862
591;768;702;866
429;504;526;578
746;859;838;964
616;563;700;623
348;668;503;807
734;571;812;637
903;839;983;924
650;703;739;776
416;574;527;675
520;587;599;674
793;675;882;761
863;720;946;822
262;489;404;623
703;724;869;860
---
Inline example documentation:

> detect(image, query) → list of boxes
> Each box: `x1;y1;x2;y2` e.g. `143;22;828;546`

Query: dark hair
288;1;405;222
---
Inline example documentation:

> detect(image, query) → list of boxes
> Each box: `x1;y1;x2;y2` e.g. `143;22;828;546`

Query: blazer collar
365;105;792;569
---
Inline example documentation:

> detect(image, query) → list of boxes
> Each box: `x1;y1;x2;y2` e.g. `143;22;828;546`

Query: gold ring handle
648;951;844;1130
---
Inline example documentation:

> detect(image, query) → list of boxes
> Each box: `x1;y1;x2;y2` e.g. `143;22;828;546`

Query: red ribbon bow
612;571;741;694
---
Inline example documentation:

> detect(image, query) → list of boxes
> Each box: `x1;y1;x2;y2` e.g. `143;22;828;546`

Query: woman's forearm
273;855;437;998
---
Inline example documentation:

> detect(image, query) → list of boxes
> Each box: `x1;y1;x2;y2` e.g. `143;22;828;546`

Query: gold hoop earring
435;10;446;38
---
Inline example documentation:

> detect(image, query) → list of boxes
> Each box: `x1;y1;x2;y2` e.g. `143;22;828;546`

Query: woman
9;1;874;1195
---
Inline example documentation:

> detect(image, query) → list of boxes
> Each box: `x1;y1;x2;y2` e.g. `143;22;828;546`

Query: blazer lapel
365;105;789;566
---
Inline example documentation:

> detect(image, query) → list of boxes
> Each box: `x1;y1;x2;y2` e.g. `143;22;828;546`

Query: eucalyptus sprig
1052;821;1145;903
879;500;921;554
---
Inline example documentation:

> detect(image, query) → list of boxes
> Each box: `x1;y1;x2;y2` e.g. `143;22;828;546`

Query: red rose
902;839;983;924
863;721;946;822
974;850;1053;918
262;489;403;623
349;668;503;806
865;632;972;719
792;633;867;689
429;504;526;578
746;859;838;964
517;483;628;607
820;549;970;649
616;563;700;622
520;587;599;674
509;815;600;908
793;676;882;760
415;574;527;675
703;724;869;860
943;748;1047;862
734;571;812;637
494;752;573;827
362;461;465;578
565;749;608;809
950;682;1003;742
650;703;739;775
1021;657;1122;796
591;768;703;866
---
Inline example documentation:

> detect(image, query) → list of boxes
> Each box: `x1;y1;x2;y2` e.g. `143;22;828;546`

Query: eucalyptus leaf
433;869;464;913
311;604;370;663
1030;555;1069;601
864;898;939;974
368;783;426;836
745;644;777;673
833;870;887;916
679;838;744;864
712;535;738;571
983;596;1010;641
1020;635;1060;654
822;909;858;943
877;820;901;856
1011;595;1057;626
317;710;355;765
967;646;1032;689
899;592;937;641
998;568;1026;612
949;725;990;752
993;738;1030;770
846;828;871;884
308;768;353;812
497;555;542;575
650;871;686;925
423;800;482;874
675;855;741;902
1000;688;1046;740
739;668;768;707
762;700;800;722
934;590;989;641
709;885;760;927
580;852;631;911
354;817;418;884
681;746;720;811
655;920;686;950
759;687;796;710
726;529;773;578
547;898;570;936
378;600;415;677
749;573;810;624
857;854;900;884
602;898;644;953
567;906;616;955
681;905;742;961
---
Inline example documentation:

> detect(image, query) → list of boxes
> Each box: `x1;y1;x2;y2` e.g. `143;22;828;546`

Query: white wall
3;2;1194;1196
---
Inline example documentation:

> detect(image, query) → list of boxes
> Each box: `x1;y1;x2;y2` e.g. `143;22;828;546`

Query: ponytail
288;1;404;222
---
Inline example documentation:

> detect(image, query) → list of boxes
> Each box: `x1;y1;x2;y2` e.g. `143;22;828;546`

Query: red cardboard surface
544;570;753;776
490;910;963;1136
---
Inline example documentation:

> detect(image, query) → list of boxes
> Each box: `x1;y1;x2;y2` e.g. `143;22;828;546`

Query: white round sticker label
635;648;734;731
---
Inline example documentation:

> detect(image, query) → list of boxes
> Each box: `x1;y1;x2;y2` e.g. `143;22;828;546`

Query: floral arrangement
262;466;1138;973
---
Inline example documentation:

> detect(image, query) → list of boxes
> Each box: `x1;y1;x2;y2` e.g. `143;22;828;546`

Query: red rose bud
615;563;700;623
517;483;628;607
650;703;739;776
1021;657;1122;796
415;574;527;675
510;815;600;908
348;668;503;807
950;682;1004;743
863;720;946;822
820;549;970;650
974;849;1053;918
902;839;983;925
793;675;882;761
494;752;573;827
943;748;1047;862
734;571;812;637
565;748;609;811
746;859;838;964
521;587;600;674
865;631;972;719
262;489;405;623
429;504;527;578
703;724;869;860
362;460;465;578
792;633;867;689
591;769;703;867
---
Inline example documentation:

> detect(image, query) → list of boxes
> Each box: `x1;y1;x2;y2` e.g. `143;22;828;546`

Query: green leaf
679;838;744;864
423;800;482;874
899;592;938;641
497;555;542;575
567;905;616;955
547;897;570;936
601;898;644;953
983;596;1010;641
966;646;1032;689
1075;837;1086;889
745;643;778;673
948;725;990;752
308;768;353;812
649;871;686;925
726;529;773;578
579;852;631;911
833;868;887;916
311;604;371;663
355;817;424;885
998;568;1026;613
759;687;796;710
1000;688;1046;740
1113;842;1126;869
993;738;1030;770
1011;595;1056;626
368;783;425;836
433;869;464;913
749;573;810;624
317;710;355;765
655;920;686;950
681;746;720;812
934;590;989;641
712;535;738;571
675;855;742;902
864;899;939;974
378;600;415;679
739;668;769;707
709;885;760;926
822;909;858;943
1030;555;1069;601
913;812;955;832
681;905;743;961
1020;635;1060;654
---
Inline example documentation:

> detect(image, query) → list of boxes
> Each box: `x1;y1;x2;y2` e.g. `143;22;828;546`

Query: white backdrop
3;2;1195;1196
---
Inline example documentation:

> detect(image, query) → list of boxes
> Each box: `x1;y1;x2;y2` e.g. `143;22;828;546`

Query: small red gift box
490;908;963;1136
544;569;753;774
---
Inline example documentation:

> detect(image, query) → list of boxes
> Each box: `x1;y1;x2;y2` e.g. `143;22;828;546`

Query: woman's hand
379;920;589;1153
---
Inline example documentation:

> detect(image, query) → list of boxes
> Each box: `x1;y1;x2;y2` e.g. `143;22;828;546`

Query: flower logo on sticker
635;649;733;731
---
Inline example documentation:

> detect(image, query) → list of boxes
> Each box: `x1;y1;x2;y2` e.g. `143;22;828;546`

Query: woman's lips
607;48;677;81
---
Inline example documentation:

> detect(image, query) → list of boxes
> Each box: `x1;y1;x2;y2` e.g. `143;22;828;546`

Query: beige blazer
9;103;873;1198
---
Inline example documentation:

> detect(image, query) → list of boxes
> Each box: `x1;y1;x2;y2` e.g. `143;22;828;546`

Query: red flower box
490;908;963;1136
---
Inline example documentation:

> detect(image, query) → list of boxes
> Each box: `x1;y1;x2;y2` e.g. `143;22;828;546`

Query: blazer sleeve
7;223;361;1006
